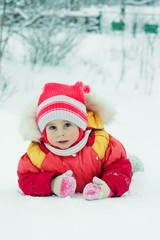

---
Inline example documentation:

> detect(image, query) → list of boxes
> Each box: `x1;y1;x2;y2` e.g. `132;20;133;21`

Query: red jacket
17;111;132;197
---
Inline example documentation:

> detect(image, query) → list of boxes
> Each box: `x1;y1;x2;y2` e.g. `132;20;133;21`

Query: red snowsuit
17;112;132;197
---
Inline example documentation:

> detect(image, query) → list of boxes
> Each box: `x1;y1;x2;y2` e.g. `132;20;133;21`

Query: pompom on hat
37;81;90;132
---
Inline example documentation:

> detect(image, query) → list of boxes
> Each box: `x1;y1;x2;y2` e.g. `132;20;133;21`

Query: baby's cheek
70;130;79;142
47;132;55;144
47;132;52;140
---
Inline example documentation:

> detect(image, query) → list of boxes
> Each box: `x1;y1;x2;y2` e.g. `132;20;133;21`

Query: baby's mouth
58;140;69;144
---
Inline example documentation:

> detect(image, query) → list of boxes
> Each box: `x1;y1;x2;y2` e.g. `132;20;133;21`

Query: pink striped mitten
51;170;76;197
83;177;113;201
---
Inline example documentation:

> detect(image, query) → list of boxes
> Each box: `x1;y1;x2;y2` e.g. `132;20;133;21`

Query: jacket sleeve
101;135;132;197
17;153;58;196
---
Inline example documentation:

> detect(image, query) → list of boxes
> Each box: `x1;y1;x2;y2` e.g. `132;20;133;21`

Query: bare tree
0;0;82;65
0;0;83;101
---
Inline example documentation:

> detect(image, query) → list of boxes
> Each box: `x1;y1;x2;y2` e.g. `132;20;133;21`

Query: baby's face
46;120;79;149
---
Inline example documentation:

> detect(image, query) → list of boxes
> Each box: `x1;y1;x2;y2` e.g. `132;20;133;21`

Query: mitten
83;177;113;201
51;170;76;197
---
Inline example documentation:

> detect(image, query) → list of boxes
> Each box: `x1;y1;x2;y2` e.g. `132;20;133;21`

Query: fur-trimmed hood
19;93;116;142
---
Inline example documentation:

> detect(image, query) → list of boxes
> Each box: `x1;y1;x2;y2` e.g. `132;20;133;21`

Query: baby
17;81;132;200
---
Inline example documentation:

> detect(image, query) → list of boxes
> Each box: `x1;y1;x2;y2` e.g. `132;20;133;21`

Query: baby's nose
57;130;65;137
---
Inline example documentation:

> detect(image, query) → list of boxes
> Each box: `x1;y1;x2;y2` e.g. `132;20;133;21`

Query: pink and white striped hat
37;81;90;132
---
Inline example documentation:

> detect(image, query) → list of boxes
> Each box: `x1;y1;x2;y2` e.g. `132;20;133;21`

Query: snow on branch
14;7;29;20
126;0;153;5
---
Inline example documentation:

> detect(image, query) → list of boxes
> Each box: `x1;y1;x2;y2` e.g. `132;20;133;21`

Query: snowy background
0;2;160;240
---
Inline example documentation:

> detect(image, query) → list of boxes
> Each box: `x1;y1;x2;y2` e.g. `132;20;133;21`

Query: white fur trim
19;98;42;142
20;93;116;142
85;93;116;125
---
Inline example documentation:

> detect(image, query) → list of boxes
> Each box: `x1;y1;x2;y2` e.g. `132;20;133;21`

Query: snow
1;78;160;240
1;5;160;239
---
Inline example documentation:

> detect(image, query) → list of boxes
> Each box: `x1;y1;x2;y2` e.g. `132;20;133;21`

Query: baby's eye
64;123;71;128
49;126;56;130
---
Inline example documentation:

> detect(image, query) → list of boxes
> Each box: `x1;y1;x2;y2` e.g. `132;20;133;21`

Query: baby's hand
83;177;113;201
51;170;76;197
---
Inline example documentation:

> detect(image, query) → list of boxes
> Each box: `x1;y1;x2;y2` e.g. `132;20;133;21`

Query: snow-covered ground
0;76;160;240
1;6;160;238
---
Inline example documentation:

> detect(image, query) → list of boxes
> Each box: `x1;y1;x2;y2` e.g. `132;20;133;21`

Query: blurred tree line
0;0;84;66
0;0;159;100
0;0;84;100
0;0;158;64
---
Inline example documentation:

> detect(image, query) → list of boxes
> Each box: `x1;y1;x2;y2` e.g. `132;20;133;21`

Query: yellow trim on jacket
92;129;109;159
87;111;109;159
27;142;46;168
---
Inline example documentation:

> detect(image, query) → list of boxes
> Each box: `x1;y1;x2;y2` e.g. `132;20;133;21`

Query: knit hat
37;81;90;132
